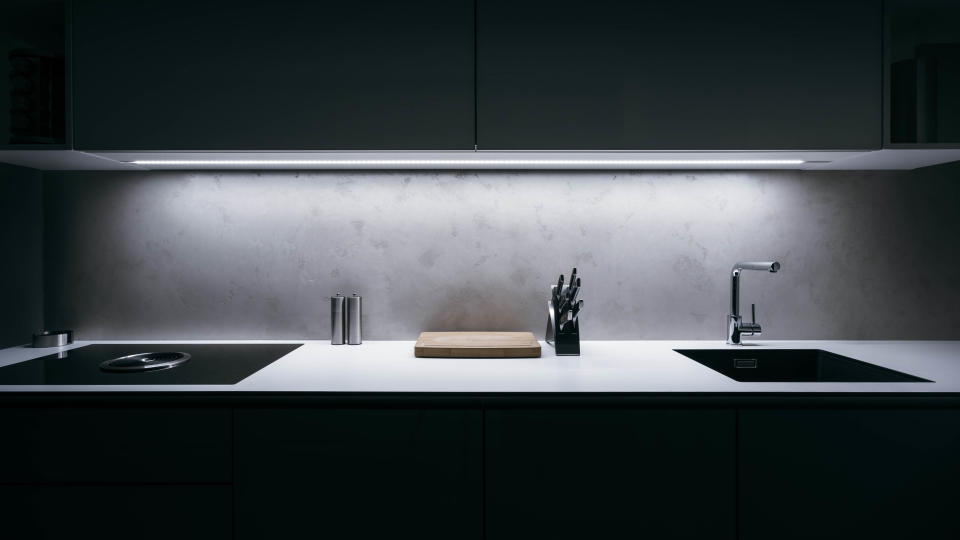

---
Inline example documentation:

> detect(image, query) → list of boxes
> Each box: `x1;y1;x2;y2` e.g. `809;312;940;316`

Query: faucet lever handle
741;303;762;335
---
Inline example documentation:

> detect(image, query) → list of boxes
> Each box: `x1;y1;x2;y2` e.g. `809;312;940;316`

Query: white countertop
0;340;958;394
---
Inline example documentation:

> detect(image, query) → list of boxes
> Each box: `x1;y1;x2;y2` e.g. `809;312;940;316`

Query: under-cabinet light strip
130;159;806;166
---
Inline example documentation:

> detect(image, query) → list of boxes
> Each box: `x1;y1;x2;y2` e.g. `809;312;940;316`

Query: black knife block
545;297;580;356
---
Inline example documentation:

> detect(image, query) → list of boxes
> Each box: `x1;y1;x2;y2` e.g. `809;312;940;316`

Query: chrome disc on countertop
99;352;191;373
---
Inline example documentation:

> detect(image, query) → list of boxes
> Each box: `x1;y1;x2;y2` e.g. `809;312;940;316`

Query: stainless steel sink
674;349;931;383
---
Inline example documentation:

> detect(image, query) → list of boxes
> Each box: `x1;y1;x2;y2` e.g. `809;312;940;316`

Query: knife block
545;296;580;356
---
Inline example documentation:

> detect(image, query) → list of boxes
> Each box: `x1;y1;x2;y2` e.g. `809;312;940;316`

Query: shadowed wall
1;163;42;347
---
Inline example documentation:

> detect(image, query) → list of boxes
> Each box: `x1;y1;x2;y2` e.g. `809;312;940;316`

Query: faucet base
727;315;761;345
726;315;742;345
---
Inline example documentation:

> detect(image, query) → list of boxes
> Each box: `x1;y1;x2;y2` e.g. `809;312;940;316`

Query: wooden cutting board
414;332;541;358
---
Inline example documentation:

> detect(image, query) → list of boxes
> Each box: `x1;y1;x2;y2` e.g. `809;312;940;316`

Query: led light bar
130;159;805;167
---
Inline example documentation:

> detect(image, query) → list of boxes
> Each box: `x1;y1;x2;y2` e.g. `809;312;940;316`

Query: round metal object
32;330;74;348
99;352;191;373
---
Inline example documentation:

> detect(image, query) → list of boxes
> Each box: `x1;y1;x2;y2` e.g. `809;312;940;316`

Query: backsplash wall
42;164;960;340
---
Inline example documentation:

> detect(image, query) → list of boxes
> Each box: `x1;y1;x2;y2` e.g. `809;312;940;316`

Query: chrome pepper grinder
330;293;346;345
346;292;362;345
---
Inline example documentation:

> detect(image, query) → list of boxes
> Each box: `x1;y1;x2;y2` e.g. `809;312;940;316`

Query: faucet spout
727;261;781;345
734;261;781;274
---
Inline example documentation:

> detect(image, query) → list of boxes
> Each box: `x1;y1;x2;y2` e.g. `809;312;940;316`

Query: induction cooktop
0;343;303;385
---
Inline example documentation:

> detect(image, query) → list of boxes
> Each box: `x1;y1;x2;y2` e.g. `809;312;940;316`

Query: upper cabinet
477;0;882;150
72;0;475;150
887;0;960;146
20;0;955;167
0;0;67;148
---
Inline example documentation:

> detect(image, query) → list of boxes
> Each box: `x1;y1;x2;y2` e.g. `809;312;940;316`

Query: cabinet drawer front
0;485;231;540
485;408;735;540
0;407;231;483
739;409;960;540
236;408;482;540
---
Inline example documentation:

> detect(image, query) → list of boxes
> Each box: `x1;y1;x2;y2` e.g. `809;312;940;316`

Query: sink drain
100;352;191;373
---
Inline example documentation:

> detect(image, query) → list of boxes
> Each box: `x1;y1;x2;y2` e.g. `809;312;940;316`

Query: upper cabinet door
73;0;475;150
478;0;882;150
887;0;960;145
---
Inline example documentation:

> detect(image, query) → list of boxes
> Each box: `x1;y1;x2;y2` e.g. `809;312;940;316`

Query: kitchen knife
561;300;582;332
570;299;583;320
567;277;581;303
555;274;564;304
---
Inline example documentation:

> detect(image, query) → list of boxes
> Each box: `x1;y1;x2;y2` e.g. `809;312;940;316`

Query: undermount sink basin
674;349;931;383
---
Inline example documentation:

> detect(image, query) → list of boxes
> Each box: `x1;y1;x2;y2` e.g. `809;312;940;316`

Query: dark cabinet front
0;485;232;540
72;0;885;153
0;407;232;539
739;408;960;540
478;0;882;150
485;408;736;540
72;0;475;150
0;407;231;483
235;408;482;540
0;1;67;147
887;0;960;145
5;401;960;539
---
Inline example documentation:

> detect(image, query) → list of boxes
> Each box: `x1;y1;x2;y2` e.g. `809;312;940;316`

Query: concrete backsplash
42;164;960;340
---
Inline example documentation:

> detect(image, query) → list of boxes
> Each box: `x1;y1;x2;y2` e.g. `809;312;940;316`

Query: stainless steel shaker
330;293;346;345
346;293;362;345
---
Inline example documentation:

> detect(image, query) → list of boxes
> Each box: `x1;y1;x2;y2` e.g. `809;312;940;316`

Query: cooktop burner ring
99;352;192;373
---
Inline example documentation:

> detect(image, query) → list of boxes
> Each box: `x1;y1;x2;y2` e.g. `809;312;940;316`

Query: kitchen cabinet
478;0;882;150
72;0;474;150
887;0;960;145
0;407;232;483
0;406;233;538
0;485;232;540
739;408;960;540
0;0;67;148
485;408;735;540
3;394;959;540
235;408;482;540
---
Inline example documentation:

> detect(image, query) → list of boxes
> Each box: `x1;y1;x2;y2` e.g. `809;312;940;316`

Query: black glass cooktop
0;343;302;385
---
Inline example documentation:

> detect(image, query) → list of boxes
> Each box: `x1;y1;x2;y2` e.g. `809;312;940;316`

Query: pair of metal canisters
331;293;362;345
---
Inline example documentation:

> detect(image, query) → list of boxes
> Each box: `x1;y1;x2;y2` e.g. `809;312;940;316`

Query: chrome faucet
727;261;780;345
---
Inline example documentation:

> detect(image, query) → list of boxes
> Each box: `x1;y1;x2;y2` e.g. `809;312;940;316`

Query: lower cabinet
0;407;232;483
235;408;482;540
485;408;736;540
0;406;234;538
739;408;960;540
0;485;232;540
5;402;958;539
